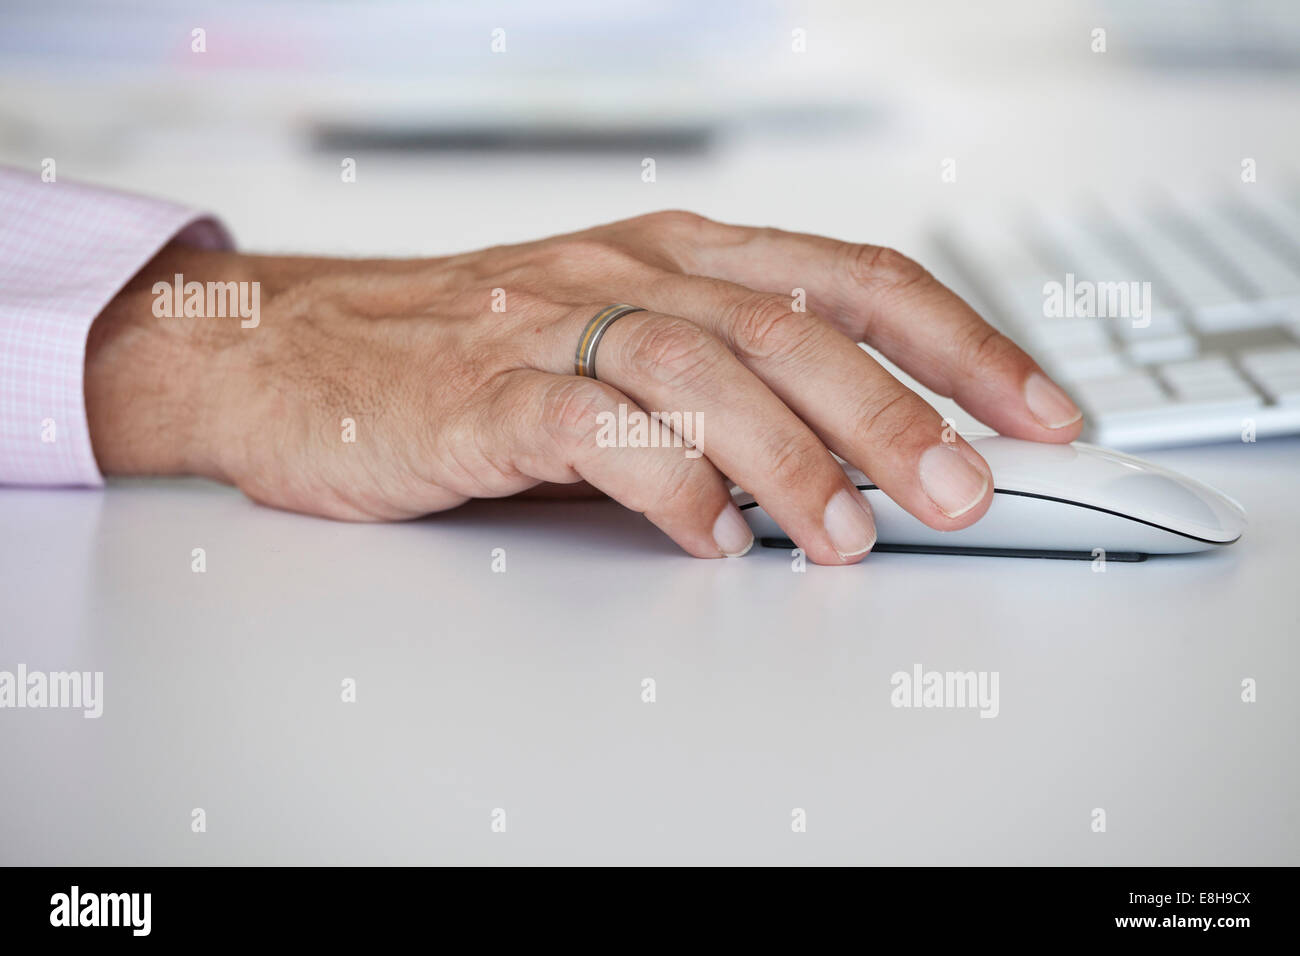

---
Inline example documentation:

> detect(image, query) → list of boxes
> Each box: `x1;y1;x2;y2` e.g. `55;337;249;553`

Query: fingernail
920;445;989;518
823;488;876;559
713;502;755;557
1024;371;1083;429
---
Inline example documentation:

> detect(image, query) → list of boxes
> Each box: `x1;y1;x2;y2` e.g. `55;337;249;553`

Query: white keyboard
935;189;1300;449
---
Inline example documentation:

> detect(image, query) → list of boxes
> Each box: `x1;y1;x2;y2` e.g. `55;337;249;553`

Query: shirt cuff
0;166;232;486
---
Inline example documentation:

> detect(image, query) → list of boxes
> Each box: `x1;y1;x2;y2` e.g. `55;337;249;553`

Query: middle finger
628;272;995;529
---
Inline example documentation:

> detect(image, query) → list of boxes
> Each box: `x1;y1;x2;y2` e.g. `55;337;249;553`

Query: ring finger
545;306;880;564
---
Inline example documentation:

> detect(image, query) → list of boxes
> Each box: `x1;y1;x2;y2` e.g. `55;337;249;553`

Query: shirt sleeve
0;165;232;487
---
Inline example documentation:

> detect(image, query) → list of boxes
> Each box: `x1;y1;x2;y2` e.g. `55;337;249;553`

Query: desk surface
2;44;1300;864
1;435;1297;865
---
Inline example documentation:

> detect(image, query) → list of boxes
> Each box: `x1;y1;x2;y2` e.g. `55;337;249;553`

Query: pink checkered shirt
0;166;231;486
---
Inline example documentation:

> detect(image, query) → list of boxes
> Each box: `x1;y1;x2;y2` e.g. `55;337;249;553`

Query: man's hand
85;211;1082;565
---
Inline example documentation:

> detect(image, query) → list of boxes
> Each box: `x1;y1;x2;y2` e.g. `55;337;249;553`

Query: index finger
660;216;1084;442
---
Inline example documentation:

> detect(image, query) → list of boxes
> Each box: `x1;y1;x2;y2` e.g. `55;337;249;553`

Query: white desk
0;436;1297;865
2;46;1299;864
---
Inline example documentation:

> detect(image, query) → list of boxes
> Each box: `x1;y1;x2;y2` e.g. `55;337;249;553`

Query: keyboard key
996;272;1094;328
1252;374;1300;404
1239;346;1300;404
1040;344;1130;382
1279;299;1300;324
1227;193;1300;277
1111;310;1186;341
1089;400;1292;448
1157;357;1262;408
1191;301;1281;333
1077;369;1257;446
1109;312;1198;363
1239;345;1300;373
1072;372;1170;417
1123;336;1199;365
1159;355;1239;385
1022;316;1110;349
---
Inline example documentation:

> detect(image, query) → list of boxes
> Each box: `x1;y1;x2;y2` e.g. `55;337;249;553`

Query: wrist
85;242;267;481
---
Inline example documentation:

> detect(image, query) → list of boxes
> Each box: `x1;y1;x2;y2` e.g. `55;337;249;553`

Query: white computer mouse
734;435;1246;561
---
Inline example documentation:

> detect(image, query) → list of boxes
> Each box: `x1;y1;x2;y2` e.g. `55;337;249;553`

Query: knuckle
539;378;614;443
764;432;830;490
630;210;722;271
647;209;710;233
855;389;931;453
957;323;1014;370
651;458;709;514
458;336;508;386
457;310;537;376
847;244;931;293
624;318;720;388
730;294;819;361
430;330;508;412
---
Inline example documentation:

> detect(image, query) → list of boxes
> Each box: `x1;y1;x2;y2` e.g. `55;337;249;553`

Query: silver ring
575;304;646;379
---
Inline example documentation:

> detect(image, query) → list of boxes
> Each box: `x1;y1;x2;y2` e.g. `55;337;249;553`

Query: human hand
86;212;1082;565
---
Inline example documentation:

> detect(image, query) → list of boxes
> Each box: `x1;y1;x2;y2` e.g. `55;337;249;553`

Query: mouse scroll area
966;436;1246;543
738;486;1235;556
